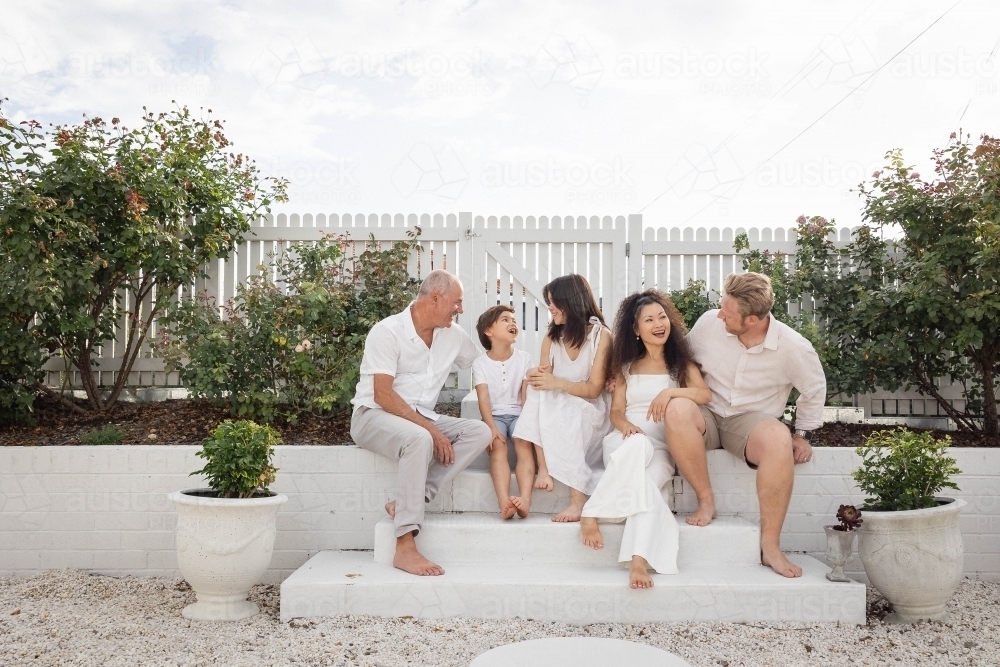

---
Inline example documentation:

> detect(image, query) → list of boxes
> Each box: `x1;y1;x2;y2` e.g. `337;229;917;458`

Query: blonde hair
723;272;774;319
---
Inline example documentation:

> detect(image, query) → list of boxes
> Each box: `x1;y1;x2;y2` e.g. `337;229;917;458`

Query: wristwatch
794;429;813;442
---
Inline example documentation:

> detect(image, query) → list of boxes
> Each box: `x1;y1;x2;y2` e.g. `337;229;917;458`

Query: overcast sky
2;0;998;232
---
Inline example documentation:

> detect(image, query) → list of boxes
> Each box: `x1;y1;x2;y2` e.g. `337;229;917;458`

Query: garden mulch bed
0;396;996;447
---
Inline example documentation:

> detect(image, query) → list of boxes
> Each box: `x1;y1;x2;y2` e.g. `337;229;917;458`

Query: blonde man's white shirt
687;310;826;431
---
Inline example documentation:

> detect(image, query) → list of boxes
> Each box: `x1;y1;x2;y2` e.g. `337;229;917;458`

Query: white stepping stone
469;638;692;666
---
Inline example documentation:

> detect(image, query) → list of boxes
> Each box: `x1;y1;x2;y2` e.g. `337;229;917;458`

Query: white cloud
3;0;999;228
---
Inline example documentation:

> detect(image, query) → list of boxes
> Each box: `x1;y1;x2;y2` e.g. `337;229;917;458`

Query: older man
681;272;826;578
351;269;491;576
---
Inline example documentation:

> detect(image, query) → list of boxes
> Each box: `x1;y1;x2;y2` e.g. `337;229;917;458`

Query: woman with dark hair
512;274;612;522
579;289;714;589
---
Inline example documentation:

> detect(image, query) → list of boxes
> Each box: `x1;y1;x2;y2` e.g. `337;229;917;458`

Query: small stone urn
823;526;857;582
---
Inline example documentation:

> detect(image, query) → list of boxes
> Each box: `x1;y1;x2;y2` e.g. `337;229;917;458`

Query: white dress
580;368;680;574
512;317;611;495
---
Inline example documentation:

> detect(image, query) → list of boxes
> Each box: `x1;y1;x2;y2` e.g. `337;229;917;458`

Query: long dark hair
544;274;605;349
607;289;694;387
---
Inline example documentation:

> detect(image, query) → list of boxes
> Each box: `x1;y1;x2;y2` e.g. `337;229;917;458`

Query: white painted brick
963;554;1000;574
145;550;179;571
120;531;174;551
91;550;148;572
40;550;96;570
94;513;150;531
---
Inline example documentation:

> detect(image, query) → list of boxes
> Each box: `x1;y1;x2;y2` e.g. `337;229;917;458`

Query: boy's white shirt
472;348;532;417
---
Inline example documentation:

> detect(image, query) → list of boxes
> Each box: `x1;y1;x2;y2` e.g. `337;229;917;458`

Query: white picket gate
39;212;967;418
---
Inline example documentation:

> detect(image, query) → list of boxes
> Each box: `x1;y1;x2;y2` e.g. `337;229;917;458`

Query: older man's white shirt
351;306;479;420
687;310;827;431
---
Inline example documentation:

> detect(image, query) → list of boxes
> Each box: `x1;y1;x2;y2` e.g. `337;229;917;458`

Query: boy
473;305;533;519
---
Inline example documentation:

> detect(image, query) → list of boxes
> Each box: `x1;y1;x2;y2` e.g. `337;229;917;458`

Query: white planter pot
169;489;288;621
858;497;966;623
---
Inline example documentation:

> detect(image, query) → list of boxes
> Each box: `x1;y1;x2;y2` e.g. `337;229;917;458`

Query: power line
675;0;964;227
638;0;889;213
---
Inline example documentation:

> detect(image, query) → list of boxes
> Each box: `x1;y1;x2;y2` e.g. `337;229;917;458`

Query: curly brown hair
607;289;695;387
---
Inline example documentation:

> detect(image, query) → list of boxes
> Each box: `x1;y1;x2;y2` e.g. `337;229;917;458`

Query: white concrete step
280;551;866;624
373;514;759;568
450;470;678;514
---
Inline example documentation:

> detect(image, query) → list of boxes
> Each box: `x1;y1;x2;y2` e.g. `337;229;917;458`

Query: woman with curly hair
579;289;715;589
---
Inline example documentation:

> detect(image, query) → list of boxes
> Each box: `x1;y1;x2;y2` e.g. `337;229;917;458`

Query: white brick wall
1;445;997;582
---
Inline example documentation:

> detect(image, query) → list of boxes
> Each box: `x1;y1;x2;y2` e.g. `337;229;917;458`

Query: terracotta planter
823;526;857;582
169;489;288;621
858;497;966;623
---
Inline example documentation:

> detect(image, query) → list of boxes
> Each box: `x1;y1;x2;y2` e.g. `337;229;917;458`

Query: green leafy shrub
157;231;419;423
79;425;126;445
858;133;1000;436
852;428;961;511
0;102;286;423
669;279;715;331
193;420;280;498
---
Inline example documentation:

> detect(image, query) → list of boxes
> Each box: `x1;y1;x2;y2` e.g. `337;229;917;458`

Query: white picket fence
41;212;965;418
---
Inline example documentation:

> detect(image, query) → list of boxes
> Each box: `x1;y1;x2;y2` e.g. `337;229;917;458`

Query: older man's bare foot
686;499;717;527
385;501;396;518
580;517;603;549
393;534;444;576
761;544;803;578
629;556;653;589
499;497;517;520
534;471;554;492
510;496;530;518
552;503;584;523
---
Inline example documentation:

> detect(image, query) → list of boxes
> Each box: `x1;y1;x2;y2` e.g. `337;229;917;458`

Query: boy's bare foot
760;544;803;578
385;501;396;518
393;534;444;576
552;503;584;522
685;499;717;527
534;471;554;492
629;556;653;589
580;517;603;549
500;497;517;520
510;496;530;518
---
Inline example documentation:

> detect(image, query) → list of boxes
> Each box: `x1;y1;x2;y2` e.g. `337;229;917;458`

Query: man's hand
792;436;813;464
429;425;455;465
646;389;673;423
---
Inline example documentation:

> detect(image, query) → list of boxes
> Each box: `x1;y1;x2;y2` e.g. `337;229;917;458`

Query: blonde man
686;271;826;578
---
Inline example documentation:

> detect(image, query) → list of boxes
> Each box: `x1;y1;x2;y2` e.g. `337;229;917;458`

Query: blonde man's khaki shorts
698;405;776;470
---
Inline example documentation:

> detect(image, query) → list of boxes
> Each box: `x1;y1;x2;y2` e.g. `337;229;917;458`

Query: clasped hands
526;365;563;391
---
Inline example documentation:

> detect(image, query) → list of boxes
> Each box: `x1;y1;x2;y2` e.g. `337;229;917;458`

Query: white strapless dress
581;371;679;574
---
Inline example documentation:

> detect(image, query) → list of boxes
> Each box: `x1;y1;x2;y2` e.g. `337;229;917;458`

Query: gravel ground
1;571;997;667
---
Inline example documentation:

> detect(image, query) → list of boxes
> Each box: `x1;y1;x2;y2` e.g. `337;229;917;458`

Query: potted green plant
852;428;964;623
824;505;862;582
168;420;288;621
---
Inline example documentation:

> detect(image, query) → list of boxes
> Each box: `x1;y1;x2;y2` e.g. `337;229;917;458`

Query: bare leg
512;437;536;518
580;517;603;549
392;531;444;576
745;420;802;578
553;487;587;522
664;398;717;527
533;444;554;491
629;556;653;589
385;500;396;518
489;441;516;519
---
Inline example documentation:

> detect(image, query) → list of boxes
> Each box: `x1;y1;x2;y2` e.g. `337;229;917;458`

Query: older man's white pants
351;406;491;538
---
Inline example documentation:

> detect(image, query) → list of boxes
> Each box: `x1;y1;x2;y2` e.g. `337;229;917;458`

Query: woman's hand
527;365;562;391
621;422;644;439
646;389;673;423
